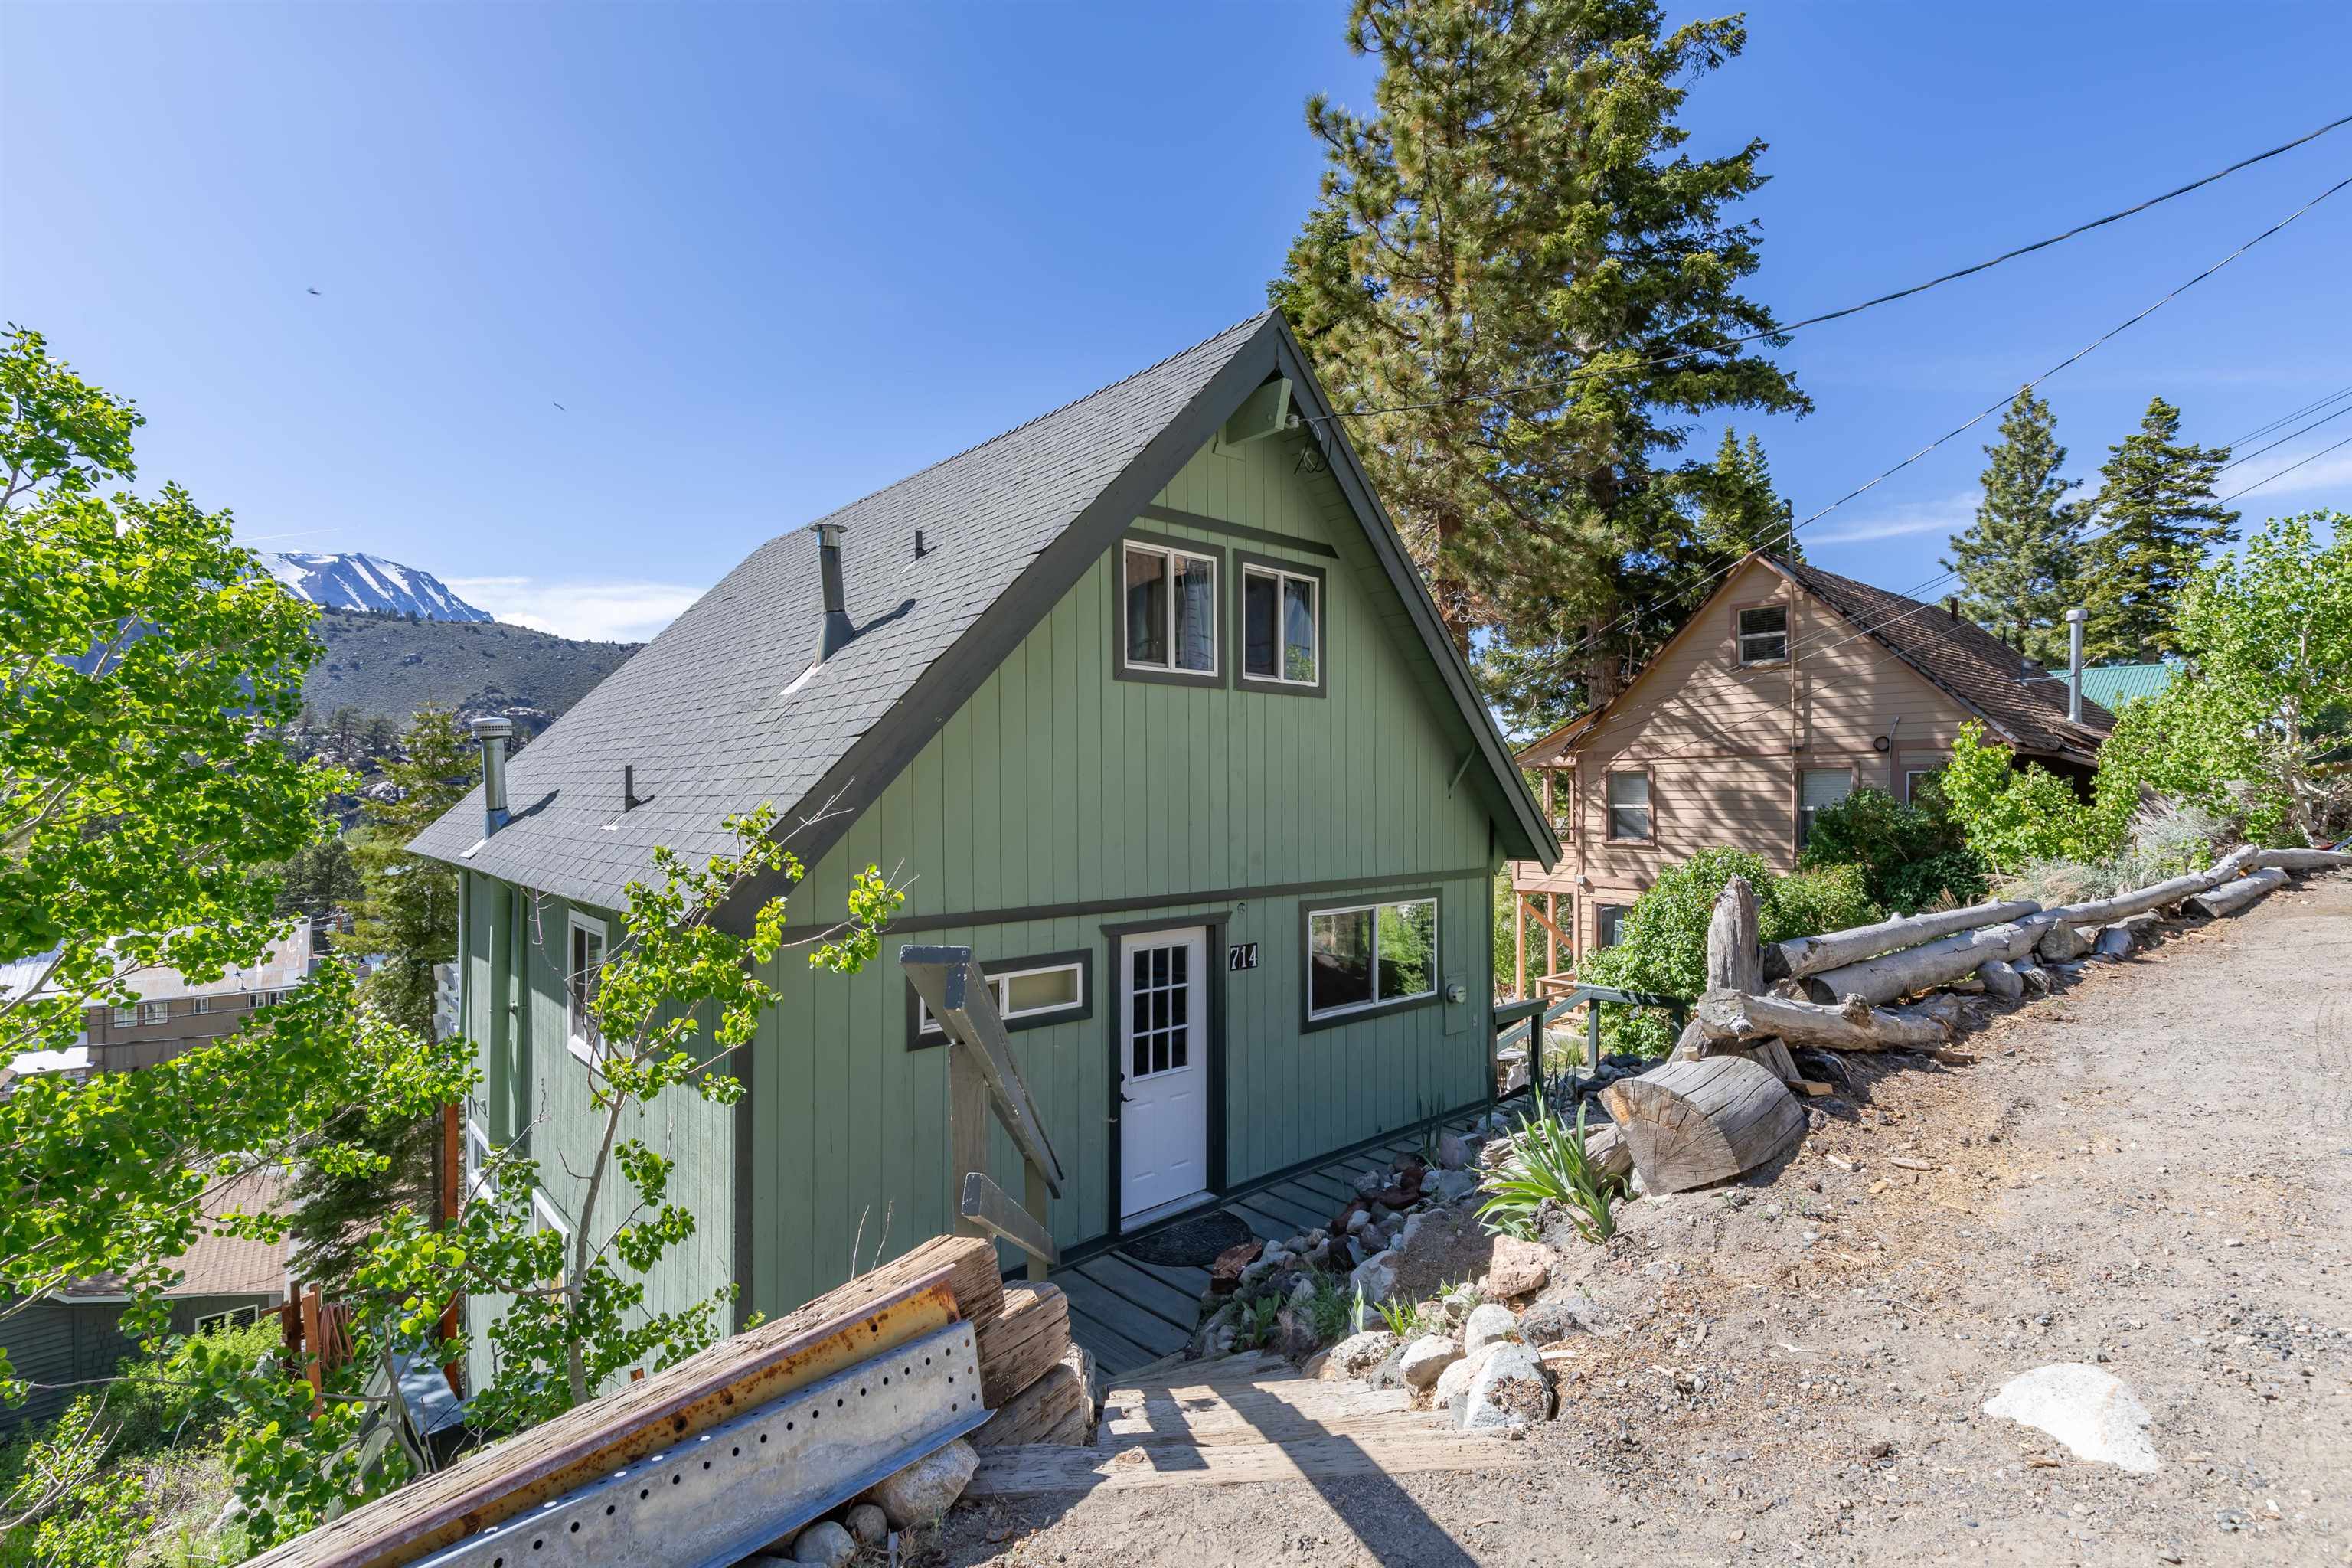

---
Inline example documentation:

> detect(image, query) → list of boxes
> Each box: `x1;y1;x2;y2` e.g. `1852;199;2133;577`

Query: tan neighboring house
1507;554;2113;994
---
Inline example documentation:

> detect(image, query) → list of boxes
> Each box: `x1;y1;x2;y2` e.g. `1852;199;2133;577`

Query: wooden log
2253;848;2351;873
1706;875;1764;995
1891;993;1963;1035
2187;866;2290;918
1694;988;1947;1054
1599;1056;1806;1195
2040;844;2261;929
1800;916;2052;1008
1762;899;2041;982
972;1340;1093;1448
978;1283;1073;1410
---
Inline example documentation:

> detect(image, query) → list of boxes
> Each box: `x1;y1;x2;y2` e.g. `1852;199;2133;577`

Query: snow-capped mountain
256;552;492;622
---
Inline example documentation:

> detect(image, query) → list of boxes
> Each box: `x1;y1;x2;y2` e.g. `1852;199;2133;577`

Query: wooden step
967;1431;1530;1498
1097;1378;1435;1449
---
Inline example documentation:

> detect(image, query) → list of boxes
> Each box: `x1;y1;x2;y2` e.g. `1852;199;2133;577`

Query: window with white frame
111;1004;139;1028
913;956;1086;1045
1241;563;1319;685
191;995;211;1014
531;1188;571;1285
194;1305;260;1334
1122;541;1218;676
1736;604;1789;665
1606;771;1651;841
1306;895;1437;1021
567;913;606;1063
139;1001;168;1025
1799;768;1853;847
1595;903;1632;949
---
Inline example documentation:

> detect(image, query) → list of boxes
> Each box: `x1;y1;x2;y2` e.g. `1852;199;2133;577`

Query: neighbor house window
111;1005;139;1028
1241;563;1319;686
1306;895;1437;1022
1737;605;1789;665
567;913;606;1063
1799;768;1854;848
909;952;1090;1048
194;1305;259;1334
1606;771;1652;841
191;996;211;1014
1903;765;1945;805
140;1001;169;1025
1122;541;1218;677
1595;904;1632;949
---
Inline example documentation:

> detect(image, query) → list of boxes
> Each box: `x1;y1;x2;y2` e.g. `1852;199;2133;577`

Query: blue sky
5;2;2347;642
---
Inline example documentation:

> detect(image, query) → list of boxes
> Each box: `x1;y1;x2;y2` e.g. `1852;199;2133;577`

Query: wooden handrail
899;946;1066;1197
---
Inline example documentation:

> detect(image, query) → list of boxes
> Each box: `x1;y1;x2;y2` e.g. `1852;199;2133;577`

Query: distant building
2071;660;2180;713
2;929;309;1083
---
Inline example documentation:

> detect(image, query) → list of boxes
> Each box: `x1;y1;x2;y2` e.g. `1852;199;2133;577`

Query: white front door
1118;926;1211;1224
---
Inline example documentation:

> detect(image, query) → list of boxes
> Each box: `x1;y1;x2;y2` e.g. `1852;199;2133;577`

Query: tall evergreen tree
2079;396;2236;663
1692;427;1795;562
1942;387;2086;668
286;705;472;1288
1271;0;1807;730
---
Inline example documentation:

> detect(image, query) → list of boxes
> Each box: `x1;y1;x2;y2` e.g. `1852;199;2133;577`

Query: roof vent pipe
1946;596;1959;622
472;715;514;836
2065;606;2088;721
813;523;856;665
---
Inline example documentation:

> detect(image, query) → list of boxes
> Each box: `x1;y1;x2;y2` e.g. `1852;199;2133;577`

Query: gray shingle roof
410;315;1276;909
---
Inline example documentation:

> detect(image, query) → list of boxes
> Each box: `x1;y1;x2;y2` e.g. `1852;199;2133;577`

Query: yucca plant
1477;1079;1626;1244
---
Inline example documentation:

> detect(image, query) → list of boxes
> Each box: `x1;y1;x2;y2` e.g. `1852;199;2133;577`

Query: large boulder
1321;1329;1401;1382
1462;1302;1518;1353
1982;1364;2163;1473
1455;1343;1555;1431
1432;1341;1500;1409
859;1439;978;1529
1348;1249;1398;1305
1481;1237;1553;1300
1398;1334;1463;1390
1427;1168;1480;1206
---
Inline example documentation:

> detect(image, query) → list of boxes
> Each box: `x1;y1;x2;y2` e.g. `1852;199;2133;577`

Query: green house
411;312;1557;1388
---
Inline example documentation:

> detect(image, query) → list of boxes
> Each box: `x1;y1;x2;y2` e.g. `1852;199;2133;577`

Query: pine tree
1693;428;1796;562
287;705;472;1288
1271;0;1807;730
2079;397;2237;662
1942;387;2085;668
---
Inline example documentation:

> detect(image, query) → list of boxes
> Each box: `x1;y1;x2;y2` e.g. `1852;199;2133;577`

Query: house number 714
1227;942;1259;972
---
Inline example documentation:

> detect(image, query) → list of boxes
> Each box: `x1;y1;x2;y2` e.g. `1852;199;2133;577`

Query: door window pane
1124;547;1167;667
1376;900;1436;1001
1174;553;1217;672
1308;909;1374;1014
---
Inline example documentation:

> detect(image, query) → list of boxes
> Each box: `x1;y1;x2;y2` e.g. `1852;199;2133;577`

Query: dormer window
1238;556;1325;694
1119;539;1220;681
1737;605;1788;665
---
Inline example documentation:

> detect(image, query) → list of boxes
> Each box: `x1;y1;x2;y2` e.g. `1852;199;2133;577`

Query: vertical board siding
746;433;1499;1321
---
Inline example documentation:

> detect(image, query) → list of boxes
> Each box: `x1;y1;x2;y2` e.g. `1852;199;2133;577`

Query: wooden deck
1051;1108;1494;1375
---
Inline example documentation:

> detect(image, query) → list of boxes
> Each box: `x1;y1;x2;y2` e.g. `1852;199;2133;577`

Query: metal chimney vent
2065;606;2088;721
812;523;856;665
471;715;515;836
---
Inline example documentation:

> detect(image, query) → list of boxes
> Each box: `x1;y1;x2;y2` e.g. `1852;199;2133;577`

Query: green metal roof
2076;662;2179;710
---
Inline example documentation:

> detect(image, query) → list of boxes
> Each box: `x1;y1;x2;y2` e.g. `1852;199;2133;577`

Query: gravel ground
936;871;2352;1567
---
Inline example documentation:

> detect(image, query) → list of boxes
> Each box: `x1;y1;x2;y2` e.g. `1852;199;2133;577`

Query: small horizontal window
1606;772;1651;841
1242;564;1319;686
912;954;1089;1047
191;996;211;1014
1737;605;1788;665
141;1001;169;1025
1307;896;1436;1021
1122;543;1218;676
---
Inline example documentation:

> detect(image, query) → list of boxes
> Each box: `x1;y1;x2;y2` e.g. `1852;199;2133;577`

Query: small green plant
1478;1080;1626;1244
1304;1276;1354;1343
1232;1294;1281;1351
1371;1296;1428;1339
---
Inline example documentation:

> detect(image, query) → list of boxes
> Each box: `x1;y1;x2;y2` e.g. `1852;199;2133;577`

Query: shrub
1940;720;2113;871
1797;784;1989;913
1478;1082;1625;1244
1578;848;1883;1054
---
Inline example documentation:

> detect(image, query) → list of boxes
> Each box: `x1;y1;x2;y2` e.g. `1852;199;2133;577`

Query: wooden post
949;1042;988;1243
1023;1160;1050;1283
301;1285;325;1416
438;1102;462;1394
1704;875;1763;995
1545;893;1560;978
1585;997;1601;1073
1513;886;1526;1000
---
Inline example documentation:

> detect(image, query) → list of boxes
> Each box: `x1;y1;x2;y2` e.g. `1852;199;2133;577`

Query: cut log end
1599;1056;1805;1196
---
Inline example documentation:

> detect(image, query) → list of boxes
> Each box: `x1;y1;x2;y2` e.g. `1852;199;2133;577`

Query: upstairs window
1606;771;1652;841
1737;605;1789;665
1306;895;1437;1023
567;913;606;1063
1121;541;1218;678
111;1004;139;1028
1240;562;1321;689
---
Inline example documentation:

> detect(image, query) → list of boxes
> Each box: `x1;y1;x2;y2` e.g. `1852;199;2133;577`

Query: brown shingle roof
61;1168;289;1302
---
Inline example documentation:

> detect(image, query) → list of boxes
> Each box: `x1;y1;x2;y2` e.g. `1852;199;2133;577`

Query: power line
1498;172;2352;700
2220;429;2352;503
2218;400;2352;472
1325;110;2352;420
2221;381;2352;449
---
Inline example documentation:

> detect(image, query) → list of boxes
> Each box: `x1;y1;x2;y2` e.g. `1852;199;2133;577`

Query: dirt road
941;873;2352;1566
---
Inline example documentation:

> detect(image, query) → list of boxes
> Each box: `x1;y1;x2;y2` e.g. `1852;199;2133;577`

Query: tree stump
1600;1056;1805;1196
1706;875;1763;995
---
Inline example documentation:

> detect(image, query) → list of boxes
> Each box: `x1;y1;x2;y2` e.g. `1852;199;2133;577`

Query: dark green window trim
903;947;1094;1051
1230;548;1329;699
1138;502;1339;560
1110;531;1226;689
1298;887;1441;1034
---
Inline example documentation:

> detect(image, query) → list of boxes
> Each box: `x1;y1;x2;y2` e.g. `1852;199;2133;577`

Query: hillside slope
304;609;637;730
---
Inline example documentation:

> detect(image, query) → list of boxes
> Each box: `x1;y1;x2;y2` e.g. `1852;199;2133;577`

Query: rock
1432;1341;1500;1407
1517;1292;1603;1345
1982;1364;2162;1473
1456;1342;1554;1430
1399;1334;1463;1389
1351;1168;1386;1198
1437;1132;1471;1170
1348;1249;1398;1304
1362;1341;1413;1391
2014;962;2053;996
1321;1329;1401;1381
1481;1237;1553;1299
844;1504;889;1547
790;1520;858;1566
1975;960;2024;1001
1271;1305;1323;1362
1462;1302;1517;1352
1345;1209;1371;1234
860;1439;978;1528
1207;1239;1263;1295
1428;1169;1480;1205
1396;1210;1429;1251
2093;923;2138;959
